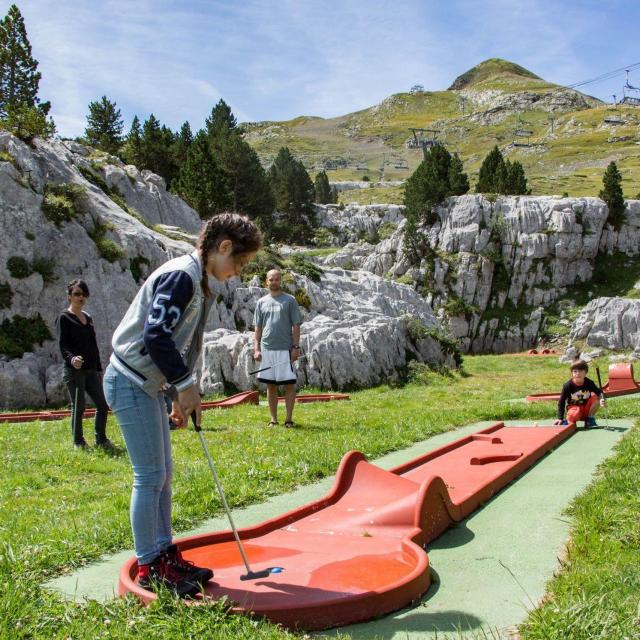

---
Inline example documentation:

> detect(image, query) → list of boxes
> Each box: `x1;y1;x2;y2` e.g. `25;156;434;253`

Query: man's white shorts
256;349;296;385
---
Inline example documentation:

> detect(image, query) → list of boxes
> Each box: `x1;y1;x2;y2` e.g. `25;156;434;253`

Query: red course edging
119;421;574;630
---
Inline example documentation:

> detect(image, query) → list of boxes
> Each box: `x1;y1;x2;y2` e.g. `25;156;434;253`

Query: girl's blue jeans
103;364;173;564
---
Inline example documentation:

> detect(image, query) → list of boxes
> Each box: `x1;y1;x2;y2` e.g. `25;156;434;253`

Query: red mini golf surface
119;421;573;630
0;390;259;424
277;393;350;404
527;362;640;403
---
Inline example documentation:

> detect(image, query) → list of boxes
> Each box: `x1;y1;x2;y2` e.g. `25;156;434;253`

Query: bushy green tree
475;146;504;193
403;143;469;259
0;4;54;140
599;161;626;229
476;146;529;195
172;121;193;167
268;147;316;243
203;99;274;226
84;96;123;154
222;133;274;229
205;99;237;142
503;160;529;195
314;170;335;204
173;130;226;218
139;114;177;186
448;153;470;195
121;115;142;166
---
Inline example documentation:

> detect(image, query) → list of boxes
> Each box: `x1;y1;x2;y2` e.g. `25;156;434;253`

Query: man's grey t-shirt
254;293;302;350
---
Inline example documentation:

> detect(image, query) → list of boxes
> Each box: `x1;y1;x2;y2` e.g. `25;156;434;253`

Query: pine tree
504;160;529;195
205;99;237;144
172;121;193;167
138;115;177;186
475;145;504;193
403;143;469;259
222;134;274;227
84;96;123;154
599;161;626;229
0;4;40;116
0;4;54;139
122;115;142;166
268;147;316;243
173;130;227;218
448;152;470;196
314;170;332;204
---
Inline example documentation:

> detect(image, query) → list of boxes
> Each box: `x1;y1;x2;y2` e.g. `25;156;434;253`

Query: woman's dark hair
197;212;263;297
570;359;589;373
67;279;90;298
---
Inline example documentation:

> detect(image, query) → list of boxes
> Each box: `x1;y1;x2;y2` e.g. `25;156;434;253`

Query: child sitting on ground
553;359;606;428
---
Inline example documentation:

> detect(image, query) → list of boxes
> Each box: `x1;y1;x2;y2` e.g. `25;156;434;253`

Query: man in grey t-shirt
253;269;302;427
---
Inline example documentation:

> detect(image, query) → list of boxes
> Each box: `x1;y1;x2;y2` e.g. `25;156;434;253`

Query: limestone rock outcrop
569;297;640;350
0;133;453;407
199;268;454;394
321;195;638;354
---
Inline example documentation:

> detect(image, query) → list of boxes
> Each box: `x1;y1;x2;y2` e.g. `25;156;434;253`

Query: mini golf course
47;416;633;637
118;421;578;630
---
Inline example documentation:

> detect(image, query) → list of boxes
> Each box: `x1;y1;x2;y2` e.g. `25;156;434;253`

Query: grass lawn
1;354;638;638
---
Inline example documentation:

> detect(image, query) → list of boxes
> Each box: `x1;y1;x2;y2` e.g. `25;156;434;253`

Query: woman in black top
57;279;111;449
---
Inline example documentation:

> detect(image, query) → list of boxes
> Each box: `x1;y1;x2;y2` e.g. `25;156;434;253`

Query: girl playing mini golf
104;212;261;597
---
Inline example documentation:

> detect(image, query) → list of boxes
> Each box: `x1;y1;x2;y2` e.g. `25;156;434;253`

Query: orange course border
527;362;640;403
277;393;350;404
119;421;574;630
0;391;259;424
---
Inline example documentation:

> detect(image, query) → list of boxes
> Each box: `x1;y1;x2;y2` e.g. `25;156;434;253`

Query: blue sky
12;0;640;137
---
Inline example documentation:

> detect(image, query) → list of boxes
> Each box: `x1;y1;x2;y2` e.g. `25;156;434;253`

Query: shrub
442;296;478;319
6;256;32;278
312;227;337;248
130;256;150;283
0;282;13;309
0;105;55;142
378;221;398;240
41;183;85;226
294;287;312;310
88;218;124;263
0;314;52;359
288;254;323;283
405;316;462;367
241;247;285;284
31;257;56;283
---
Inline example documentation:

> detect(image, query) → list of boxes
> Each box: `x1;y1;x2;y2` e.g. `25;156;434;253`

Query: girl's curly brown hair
197;212;263;297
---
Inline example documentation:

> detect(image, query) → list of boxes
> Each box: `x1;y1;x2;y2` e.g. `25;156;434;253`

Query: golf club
595;366;609;428
190;413;283;580
249;354;307;376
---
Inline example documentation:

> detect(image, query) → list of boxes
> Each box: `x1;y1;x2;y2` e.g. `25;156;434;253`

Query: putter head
240;567;284;581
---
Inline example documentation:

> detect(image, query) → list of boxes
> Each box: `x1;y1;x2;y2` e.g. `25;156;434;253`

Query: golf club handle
194;424;252;574
596;367;606;397
190;412;202;432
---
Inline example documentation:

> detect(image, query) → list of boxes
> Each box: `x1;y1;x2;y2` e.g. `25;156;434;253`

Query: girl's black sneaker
137;555;200;597
164;544;213;585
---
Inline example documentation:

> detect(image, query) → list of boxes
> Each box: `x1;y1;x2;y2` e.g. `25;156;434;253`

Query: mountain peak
448;58;542;90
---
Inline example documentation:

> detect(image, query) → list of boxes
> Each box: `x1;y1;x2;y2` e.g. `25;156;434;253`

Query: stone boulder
569;297;640;350
199;268;455;392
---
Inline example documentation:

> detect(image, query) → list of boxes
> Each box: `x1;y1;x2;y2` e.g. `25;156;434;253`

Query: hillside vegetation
243;58;640;199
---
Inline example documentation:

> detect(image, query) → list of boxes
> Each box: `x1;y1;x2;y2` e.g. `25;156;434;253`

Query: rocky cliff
318;196;640;354
0;134;453;408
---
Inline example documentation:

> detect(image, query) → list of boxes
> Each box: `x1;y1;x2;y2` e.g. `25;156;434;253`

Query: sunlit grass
1;354;638;638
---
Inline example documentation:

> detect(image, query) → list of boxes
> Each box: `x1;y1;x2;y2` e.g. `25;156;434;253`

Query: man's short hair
266;268;281;279
570;359;589;373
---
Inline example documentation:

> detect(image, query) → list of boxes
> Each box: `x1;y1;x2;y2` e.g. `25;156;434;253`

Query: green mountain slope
242;59;640;199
